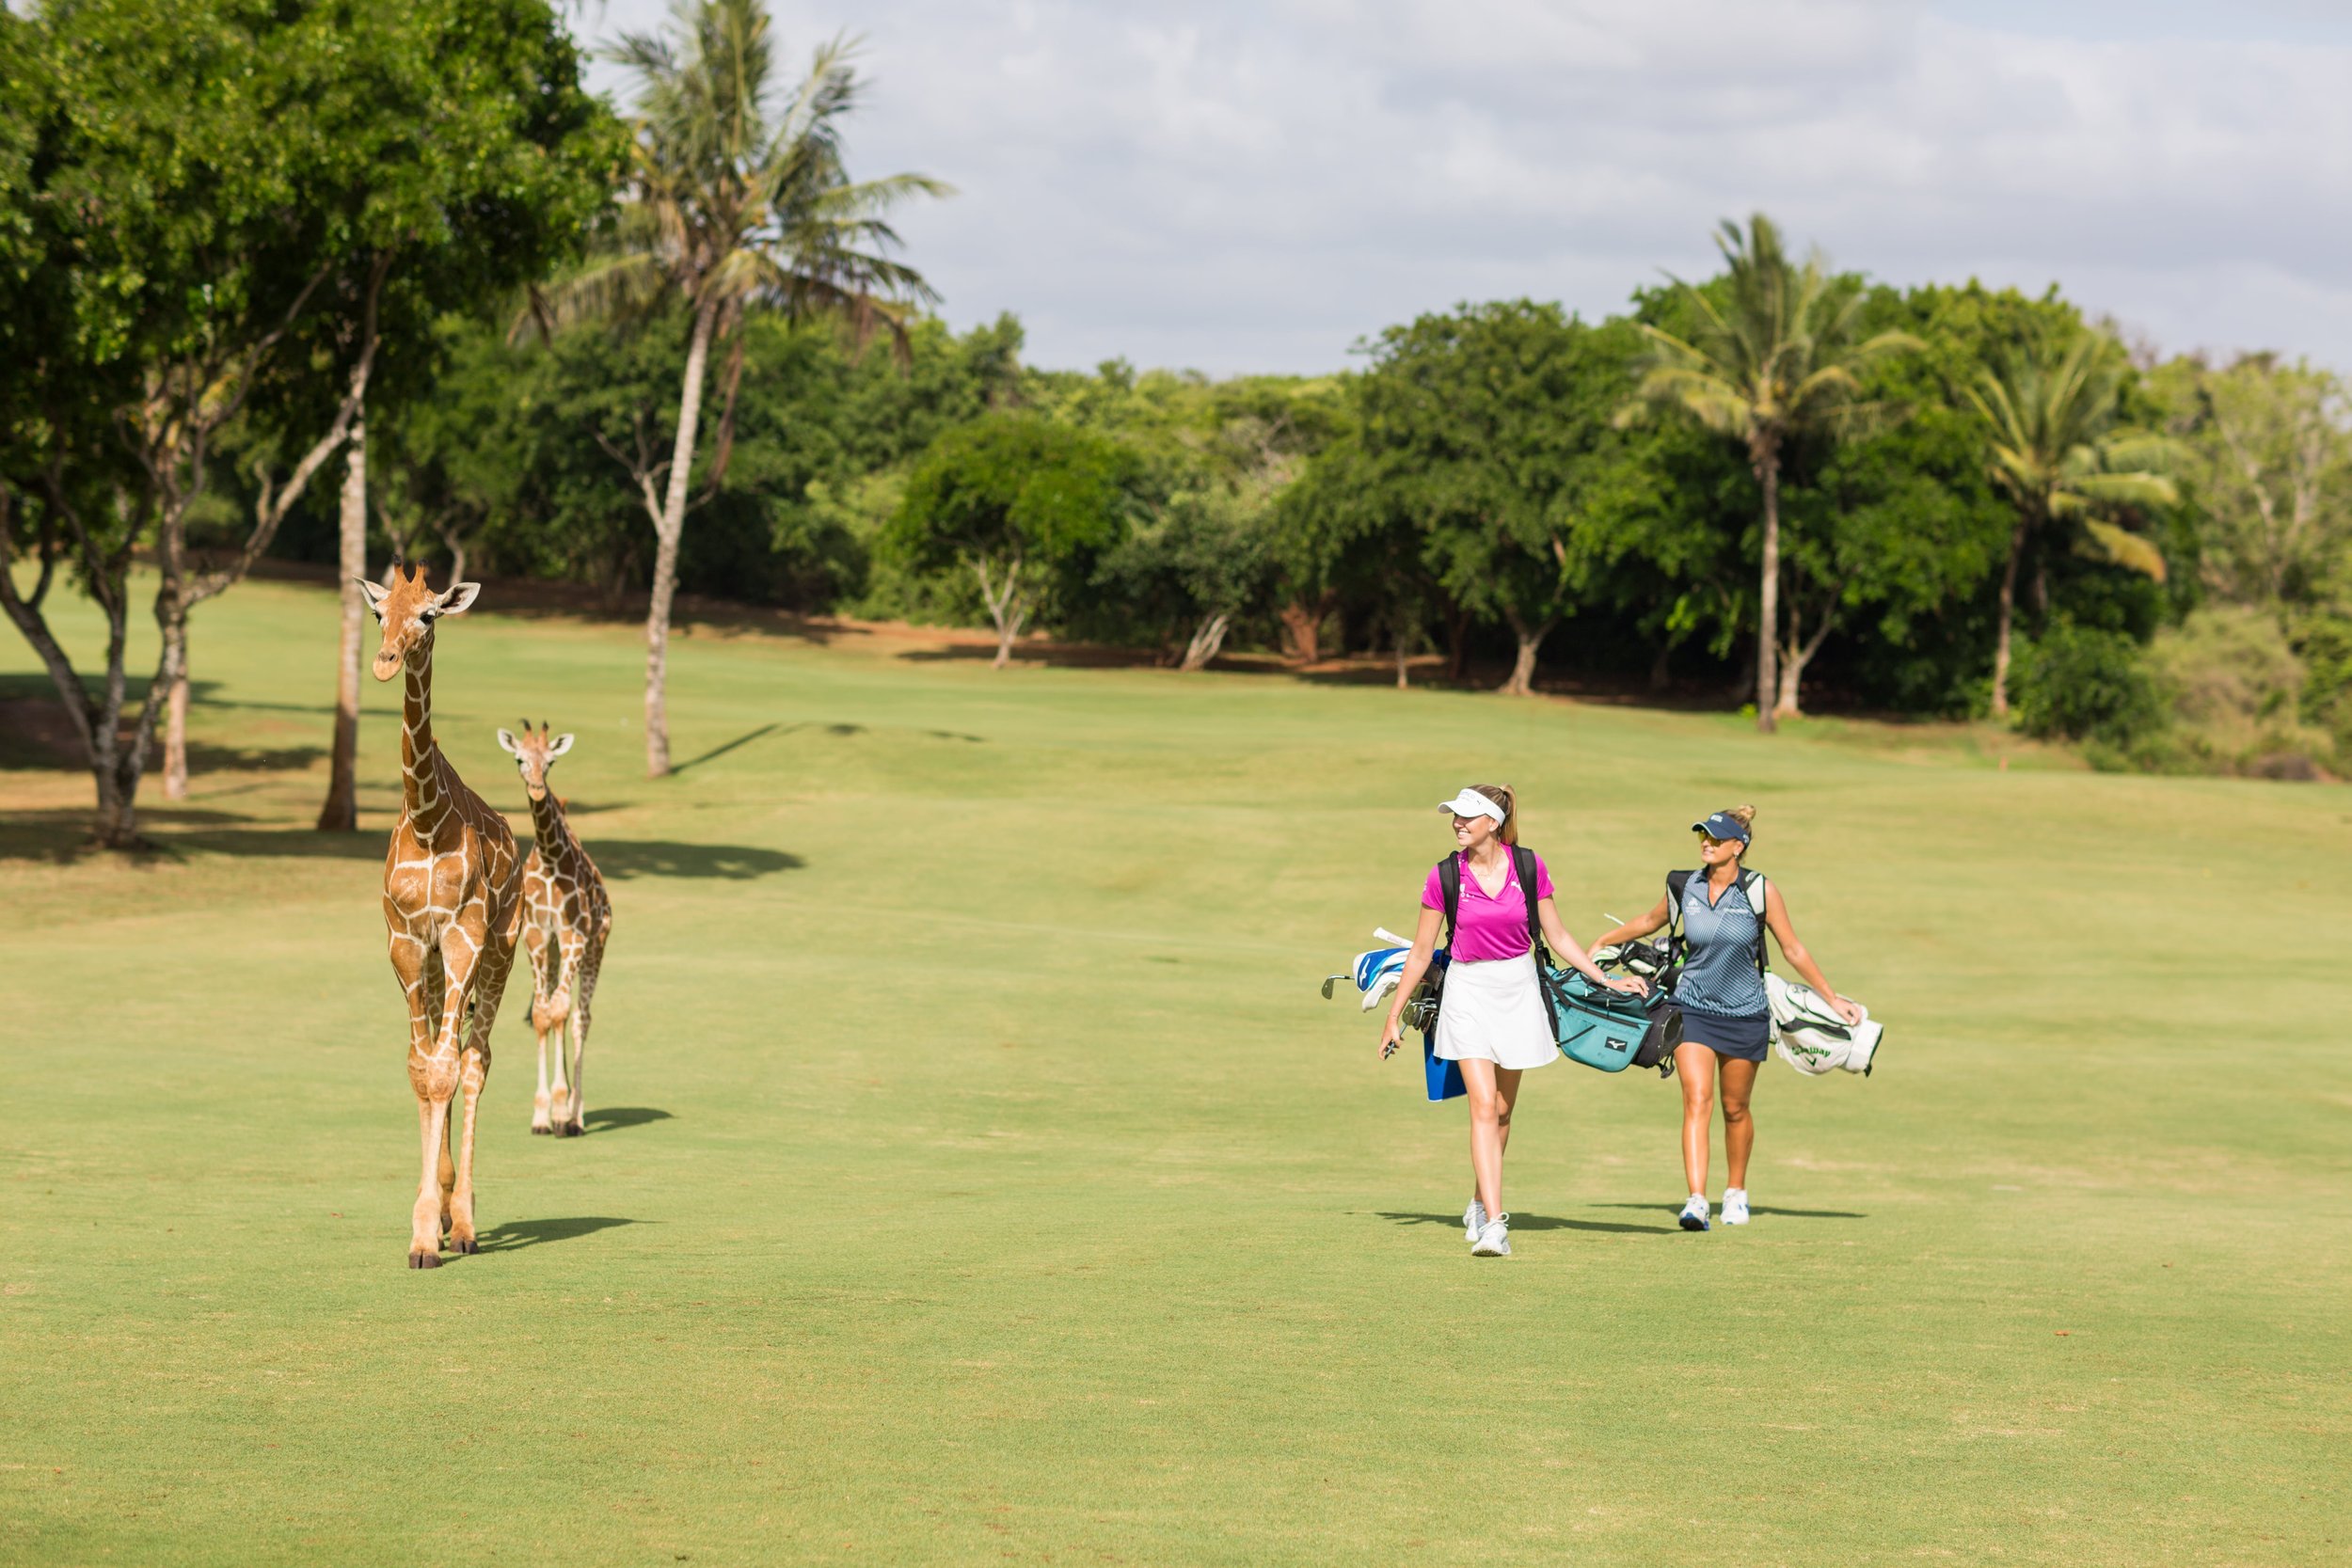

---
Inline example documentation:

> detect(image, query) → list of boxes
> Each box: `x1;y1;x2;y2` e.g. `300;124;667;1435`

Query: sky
584;0;2352;376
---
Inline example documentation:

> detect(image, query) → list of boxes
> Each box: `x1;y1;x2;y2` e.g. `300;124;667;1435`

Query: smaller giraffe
498;721;613;1138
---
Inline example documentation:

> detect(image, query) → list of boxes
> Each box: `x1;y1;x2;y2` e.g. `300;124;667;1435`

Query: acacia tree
887;414;1139;668
0;0;377;842
1621;215;1920;730
1967;326;2179;717
306;0;616;831
534;0;947;775
2167;355;2351;610
1359;302;1632;695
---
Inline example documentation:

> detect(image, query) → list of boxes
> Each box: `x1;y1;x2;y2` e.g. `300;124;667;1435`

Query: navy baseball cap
1692;812;1751;845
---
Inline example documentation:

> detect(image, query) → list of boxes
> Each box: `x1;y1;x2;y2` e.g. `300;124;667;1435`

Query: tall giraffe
496;721;613;1138
362;564;522;1268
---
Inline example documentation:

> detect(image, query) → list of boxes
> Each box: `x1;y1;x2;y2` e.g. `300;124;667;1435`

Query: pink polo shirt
1422;850;1555;961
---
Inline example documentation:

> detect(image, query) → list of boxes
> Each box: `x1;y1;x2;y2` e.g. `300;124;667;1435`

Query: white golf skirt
1434;952;1557;1070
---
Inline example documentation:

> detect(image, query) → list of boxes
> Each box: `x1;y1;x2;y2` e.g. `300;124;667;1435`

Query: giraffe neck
401;635;447;832
528;788;573;865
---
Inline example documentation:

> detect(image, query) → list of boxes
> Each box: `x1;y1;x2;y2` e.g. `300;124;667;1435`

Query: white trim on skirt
1433;951;1557;1070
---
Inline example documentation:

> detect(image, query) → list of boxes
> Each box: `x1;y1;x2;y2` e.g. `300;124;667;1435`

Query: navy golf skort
1677;1006;1772;1063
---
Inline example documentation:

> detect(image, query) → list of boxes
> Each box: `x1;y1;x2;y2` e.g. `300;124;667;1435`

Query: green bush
2146;607;2335;778
2010;621;2165;746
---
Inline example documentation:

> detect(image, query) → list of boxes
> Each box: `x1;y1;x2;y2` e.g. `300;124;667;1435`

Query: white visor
1438;788;1506;824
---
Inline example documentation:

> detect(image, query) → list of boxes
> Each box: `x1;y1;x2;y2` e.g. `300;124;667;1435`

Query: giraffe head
496;721;575;803
358;563;481;681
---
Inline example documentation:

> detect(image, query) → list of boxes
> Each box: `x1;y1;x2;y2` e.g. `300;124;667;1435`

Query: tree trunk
1774;589;1840;720
644;296;720;778
973;551;1026;671
1755;443;1781;734
162;647;188;800
1278;594;1333;664
1181;611;1231;672
315;404;366;831
1442;599;1470;682
1498;610;1554;697
1649;640;1673;693
1394;639;1409;689
0;485;152;848
1989;516;2028;719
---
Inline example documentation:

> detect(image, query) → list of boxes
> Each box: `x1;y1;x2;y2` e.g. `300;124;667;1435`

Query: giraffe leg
452;1041;488;1254
524;917;553;1133
545;984;574;1135
564;933;602;1137
449;879;520;1251
418;921;483;1263
389;925;446;1269
548;933;582;1135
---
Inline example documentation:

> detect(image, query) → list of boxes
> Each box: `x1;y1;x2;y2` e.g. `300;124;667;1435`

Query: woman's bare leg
1720;1057;1759;1190
1674;1043;1718;1197
1462;1060;1523;1222
1469;1065;1526;1204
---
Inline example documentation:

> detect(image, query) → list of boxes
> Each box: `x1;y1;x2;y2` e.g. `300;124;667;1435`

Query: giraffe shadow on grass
589;840;804;880
583;1105;673;1133
470;1215;644;1254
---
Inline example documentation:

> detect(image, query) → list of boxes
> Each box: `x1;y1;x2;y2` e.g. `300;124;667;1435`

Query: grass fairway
3;575;2347;1567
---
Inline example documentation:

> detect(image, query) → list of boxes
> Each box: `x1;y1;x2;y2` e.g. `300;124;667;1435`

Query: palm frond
524;251;675;336
2078;517;2169;580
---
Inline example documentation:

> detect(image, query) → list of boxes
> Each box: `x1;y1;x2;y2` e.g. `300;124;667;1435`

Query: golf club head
1321;974;1346;1000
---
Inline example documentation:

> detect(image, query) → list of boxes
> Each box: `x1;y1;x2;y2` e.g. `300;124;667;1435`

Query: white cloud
586;0;2352;374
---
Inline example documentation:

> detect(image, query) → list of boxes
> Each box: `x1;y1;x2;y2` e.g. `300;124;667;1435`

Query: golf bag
1765;973;1884;1076
1542;968;1683;1073
1320;929;1460;1101
1590;936;1682;1075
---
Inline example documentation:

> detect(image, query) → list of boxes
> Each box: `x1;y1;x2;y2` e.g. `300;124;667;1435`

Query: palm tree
533;0;948;775
1620;215;1919;731
1966;327;2179;717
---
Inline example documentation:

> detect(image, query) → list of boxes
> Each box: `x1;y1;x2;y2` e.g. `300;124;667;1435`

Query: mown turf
3;576;2346;1567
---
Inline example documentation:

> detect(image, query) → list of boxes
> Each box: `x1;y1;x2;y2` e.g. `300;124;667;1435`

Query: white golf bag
1765;973;1883;1076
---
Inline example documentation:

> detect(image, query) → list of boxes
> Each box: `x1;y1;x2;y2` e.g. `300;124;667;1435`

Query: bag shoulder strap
1513;845;1549;965
1437;854;1461;945
1740;868;1771;974
1665;870;1693;939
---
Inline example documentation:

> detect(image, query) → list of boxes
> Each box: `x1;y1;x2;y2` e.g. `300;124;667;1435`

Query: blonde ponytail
1470;784;1518;846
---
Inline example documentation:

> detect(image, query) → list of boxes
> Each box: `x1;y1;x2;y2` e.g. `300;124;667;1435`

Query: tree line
5;0;2349;849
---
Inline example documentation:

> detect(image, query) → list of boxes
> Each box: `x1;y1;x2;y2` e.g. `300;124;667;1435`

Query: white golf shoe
1463;1198;1487;1243
1678;1195;1710;1232
1722;1188;1750;1226
1470;1215;1512;1257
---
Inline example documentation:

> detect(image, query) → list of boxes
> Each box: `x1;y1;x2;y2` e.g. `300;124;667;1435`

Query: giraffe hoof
531;1124;552;1135
452;1236;480;1255
557;1122;583;1138
408;1249;441;1270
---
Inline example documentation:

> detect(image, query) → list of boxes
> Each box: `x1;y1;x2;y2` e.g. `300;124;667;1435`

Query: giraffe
362;564;523;1268
496;721;613;1139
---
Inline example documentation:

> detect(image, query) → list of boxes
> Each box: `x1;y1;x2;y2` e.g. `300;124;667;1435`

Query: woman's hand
1831;996;1865;1027
1377;1013;1406;1059
1603;975;1649;997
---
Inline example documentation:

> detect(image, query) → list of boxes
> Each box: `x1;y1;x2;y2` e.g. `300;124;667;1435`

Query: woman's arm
1377;906;1446;1058
1762;883;1863;1025
1590;894;1673;953
1539;897;1647;995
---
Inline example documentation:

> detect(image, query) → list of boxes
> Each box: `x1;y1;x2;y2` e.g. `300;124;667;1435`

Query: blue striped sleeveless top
1675;875;1768;1019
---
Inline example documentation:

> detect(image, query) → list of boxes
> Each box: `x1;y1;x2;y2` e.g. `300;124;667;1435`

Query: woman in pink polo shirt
1377;784;1645;1258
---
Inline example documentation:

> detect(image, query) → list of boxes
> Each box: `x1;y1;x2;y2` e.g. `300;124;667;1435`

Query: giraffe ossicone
371;562;522;1269
498;720;613;1139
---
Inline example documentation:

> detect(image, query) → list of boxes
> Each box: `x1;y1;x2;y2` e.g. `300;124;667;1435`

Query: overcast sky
584;0;2352;376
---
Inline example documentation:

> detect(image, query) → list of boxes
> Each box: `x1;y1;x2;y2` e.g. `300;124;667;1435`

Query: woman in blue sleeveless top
1589;806;1859;1232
